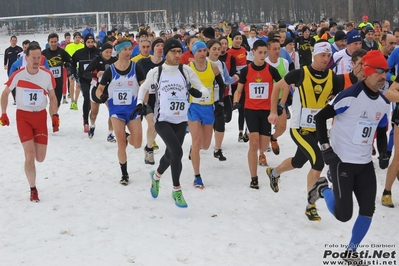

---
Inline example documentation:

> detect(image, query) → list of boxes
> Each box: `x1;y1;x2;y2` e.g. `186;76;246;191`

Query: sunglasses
365;64;390;73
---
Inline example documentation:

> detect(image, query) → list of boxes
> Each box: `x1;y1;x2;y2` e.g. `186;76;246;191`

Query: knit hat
101;43;113;51
203;27;215;39
313;42;332;56
283;37;295;46
191;41;207;54
230;30;242;40
365;27;374;34
334;31;347;42
84;34;94;43
163;38;182;56
301;26;310;33
329;22;337;29
346;30;362;45
363;15;369;20
151;38;164;51
362;50;389;77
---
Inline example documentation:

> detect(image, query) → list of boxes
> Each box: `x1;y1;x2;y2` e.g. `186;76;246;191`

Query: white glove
200;87;210;99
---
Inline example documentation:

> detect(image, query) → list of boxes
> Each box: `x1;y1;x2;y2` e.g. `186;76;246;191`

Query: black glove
379;153;390;169
277;104;284;116
188;88;202;98
322;147;341;165
232;102;241;111
100;93;108;103
130;103;147;120
73;73;79;81
214;101;224;118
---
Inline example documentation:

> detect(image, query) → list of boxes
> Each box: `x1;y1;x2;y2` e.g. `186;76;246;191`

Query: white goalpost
0;10;168;55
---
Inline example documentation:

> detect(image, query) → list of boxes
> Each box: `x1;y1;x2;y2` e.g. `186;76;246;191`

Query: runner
136;38;209;207
95;40;145;185
0;43;59;202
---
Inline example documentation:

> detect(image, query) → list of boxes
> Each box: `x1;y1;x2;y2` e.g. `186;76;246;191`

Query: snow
0;34;398;266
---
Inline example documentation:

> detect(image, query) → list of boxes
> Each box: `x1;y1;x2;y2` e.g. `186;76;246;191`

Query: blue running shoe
88;126;95;139
150;171;160;198
193;176;204;189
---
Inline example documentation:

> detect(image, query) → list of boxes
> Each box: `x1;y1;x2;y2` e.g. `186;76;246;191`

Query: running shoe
193;176;204;189
30;188;40;202
88;126;95;139
172;190;188;208
305;204;321;221
242;132;249;143
84;124;90;133
238;132;244;142
150;171;160;198
73;101;78;111
250;177;259;189
308;176;328;204
270;137;280;155
266;167;279;193
214;149;226;161
259;154;267;166
70;102;74;110
62;98;68;104
152;140;159;150
107;134;116;143
381;193;394;208
120;175;129;186
144;148;155;165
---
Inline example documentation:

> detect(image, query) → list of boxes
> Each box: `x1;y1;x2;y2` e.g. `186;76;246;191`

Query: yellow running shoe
381;194;394;208
152;140;159;150
305;204;321;221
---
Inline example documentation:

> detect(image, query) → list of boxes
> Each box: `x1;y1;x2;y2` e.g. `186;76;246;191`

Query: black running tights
80;81;91;125
155;121;187;187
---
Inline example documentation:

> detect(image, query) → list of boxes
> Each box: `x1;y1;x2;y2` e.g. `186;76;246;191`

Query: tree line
0;0;397;27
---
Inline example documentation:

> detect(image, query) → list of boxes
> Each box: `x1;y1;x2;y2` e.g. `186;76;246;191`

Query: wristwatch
320;143;331;151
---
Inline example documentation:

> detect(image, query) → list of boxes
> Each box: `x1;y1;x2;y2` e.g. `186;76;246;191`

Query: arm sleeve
83;57;98;81
376;126;388;155
185;65;207;91
238;66;248;84
332;73;344;96
215;73;225;101
9;57;22;77
223;63;236;85
314;104;336;144
99;67;112;86
283;69;302;86
270;65;282;82
137;68;157;105
4;48;8;66
135;63;146;83
229;56;237;77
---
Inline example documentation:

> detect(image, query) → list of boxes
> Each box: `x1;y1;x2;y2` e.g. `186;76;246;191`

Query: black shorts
147;94;156;114
90;86;103;104
244;109;271;136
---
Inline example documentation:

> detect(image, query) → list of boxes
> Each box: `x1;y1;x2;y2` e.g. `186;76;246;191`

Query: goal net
0;10;167;55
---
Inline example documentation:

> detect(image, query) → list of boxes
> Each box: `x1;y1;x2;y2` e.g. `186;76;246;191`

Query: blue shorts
188;103;214;125
109;106;138;124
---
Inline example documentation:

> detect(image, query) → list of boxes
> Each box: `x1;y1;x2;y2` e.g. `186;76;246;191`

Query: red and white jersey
6;67;56;112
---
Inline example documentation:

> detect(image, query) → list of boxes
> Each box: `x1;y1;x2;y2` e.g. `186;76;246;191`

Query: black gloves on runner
130;103;147;121
188;88;202;98
322;147;341;165
379;153;390;169
232;102;241;111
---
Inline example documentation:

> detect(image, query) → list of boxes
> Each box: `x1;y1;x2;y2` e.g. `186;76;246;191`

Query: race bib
300;108;320;128
113;88;132;105
166;98;188;117
50;66;61;78
352;120;378;145
249;82;269;99
191;88;211;104
22;89;44;106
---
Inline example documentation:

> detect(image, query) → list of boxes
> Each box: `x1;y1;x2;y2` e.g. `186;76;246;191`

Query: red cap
362;50;388;77
363;15;368;20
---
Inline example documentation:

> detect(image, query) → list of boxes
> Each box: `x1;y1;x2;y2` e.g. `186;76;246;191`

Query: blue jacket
82;27;95;38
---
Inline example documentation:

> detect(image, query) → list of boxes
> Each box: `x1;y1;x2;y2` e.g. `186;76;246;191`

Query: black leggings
80;81;91;125
290;128;324;171
155;121;187;187
329;161;376;222
231;84;245;131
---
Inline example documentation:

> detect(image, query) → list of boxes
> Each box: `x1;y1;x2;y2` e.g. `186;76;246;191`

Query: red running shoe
30;188;40;202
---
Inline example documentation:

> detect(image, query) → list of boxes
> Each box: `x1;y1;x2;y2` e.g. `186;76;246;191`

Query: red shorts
16;109;48;144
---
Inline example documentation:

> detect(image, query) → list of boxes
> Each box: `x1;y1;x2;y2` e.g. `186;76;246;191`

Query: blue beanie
346;30;362;45
191;41;207;54
115;41;132;54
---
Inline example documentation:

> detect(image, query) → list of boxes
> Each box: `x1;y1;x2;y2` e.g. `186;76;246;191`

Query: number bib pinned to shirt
166;98;188;117
22;89;44;106
50;66;61;78
113;88;132;105
300;108;320;128
249;82;269;99
352;120;378;145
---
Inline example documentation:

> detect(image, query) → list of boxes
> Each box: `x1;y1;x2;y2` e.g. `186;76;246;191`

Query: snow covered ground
0;35;398;266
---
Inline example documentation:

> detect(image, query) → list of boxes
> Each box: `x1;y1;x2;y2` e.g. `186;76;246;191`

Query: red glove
52;114;60;132
0;113;10;126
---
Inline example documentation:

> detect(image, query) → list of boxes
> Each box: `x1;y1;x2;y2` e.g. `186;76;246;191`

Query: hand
233;74;239;81
214;101;224;118
130;103;147;120
0;113;10;126
322;147;341;165
73;74;79;81
200;88;210;99
100;93;108;103
97;71;104;78
52;114;60;132
277;104;284;116
379;153;390;169
232;102;241;111
188;88;202;98
268;113;278;125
